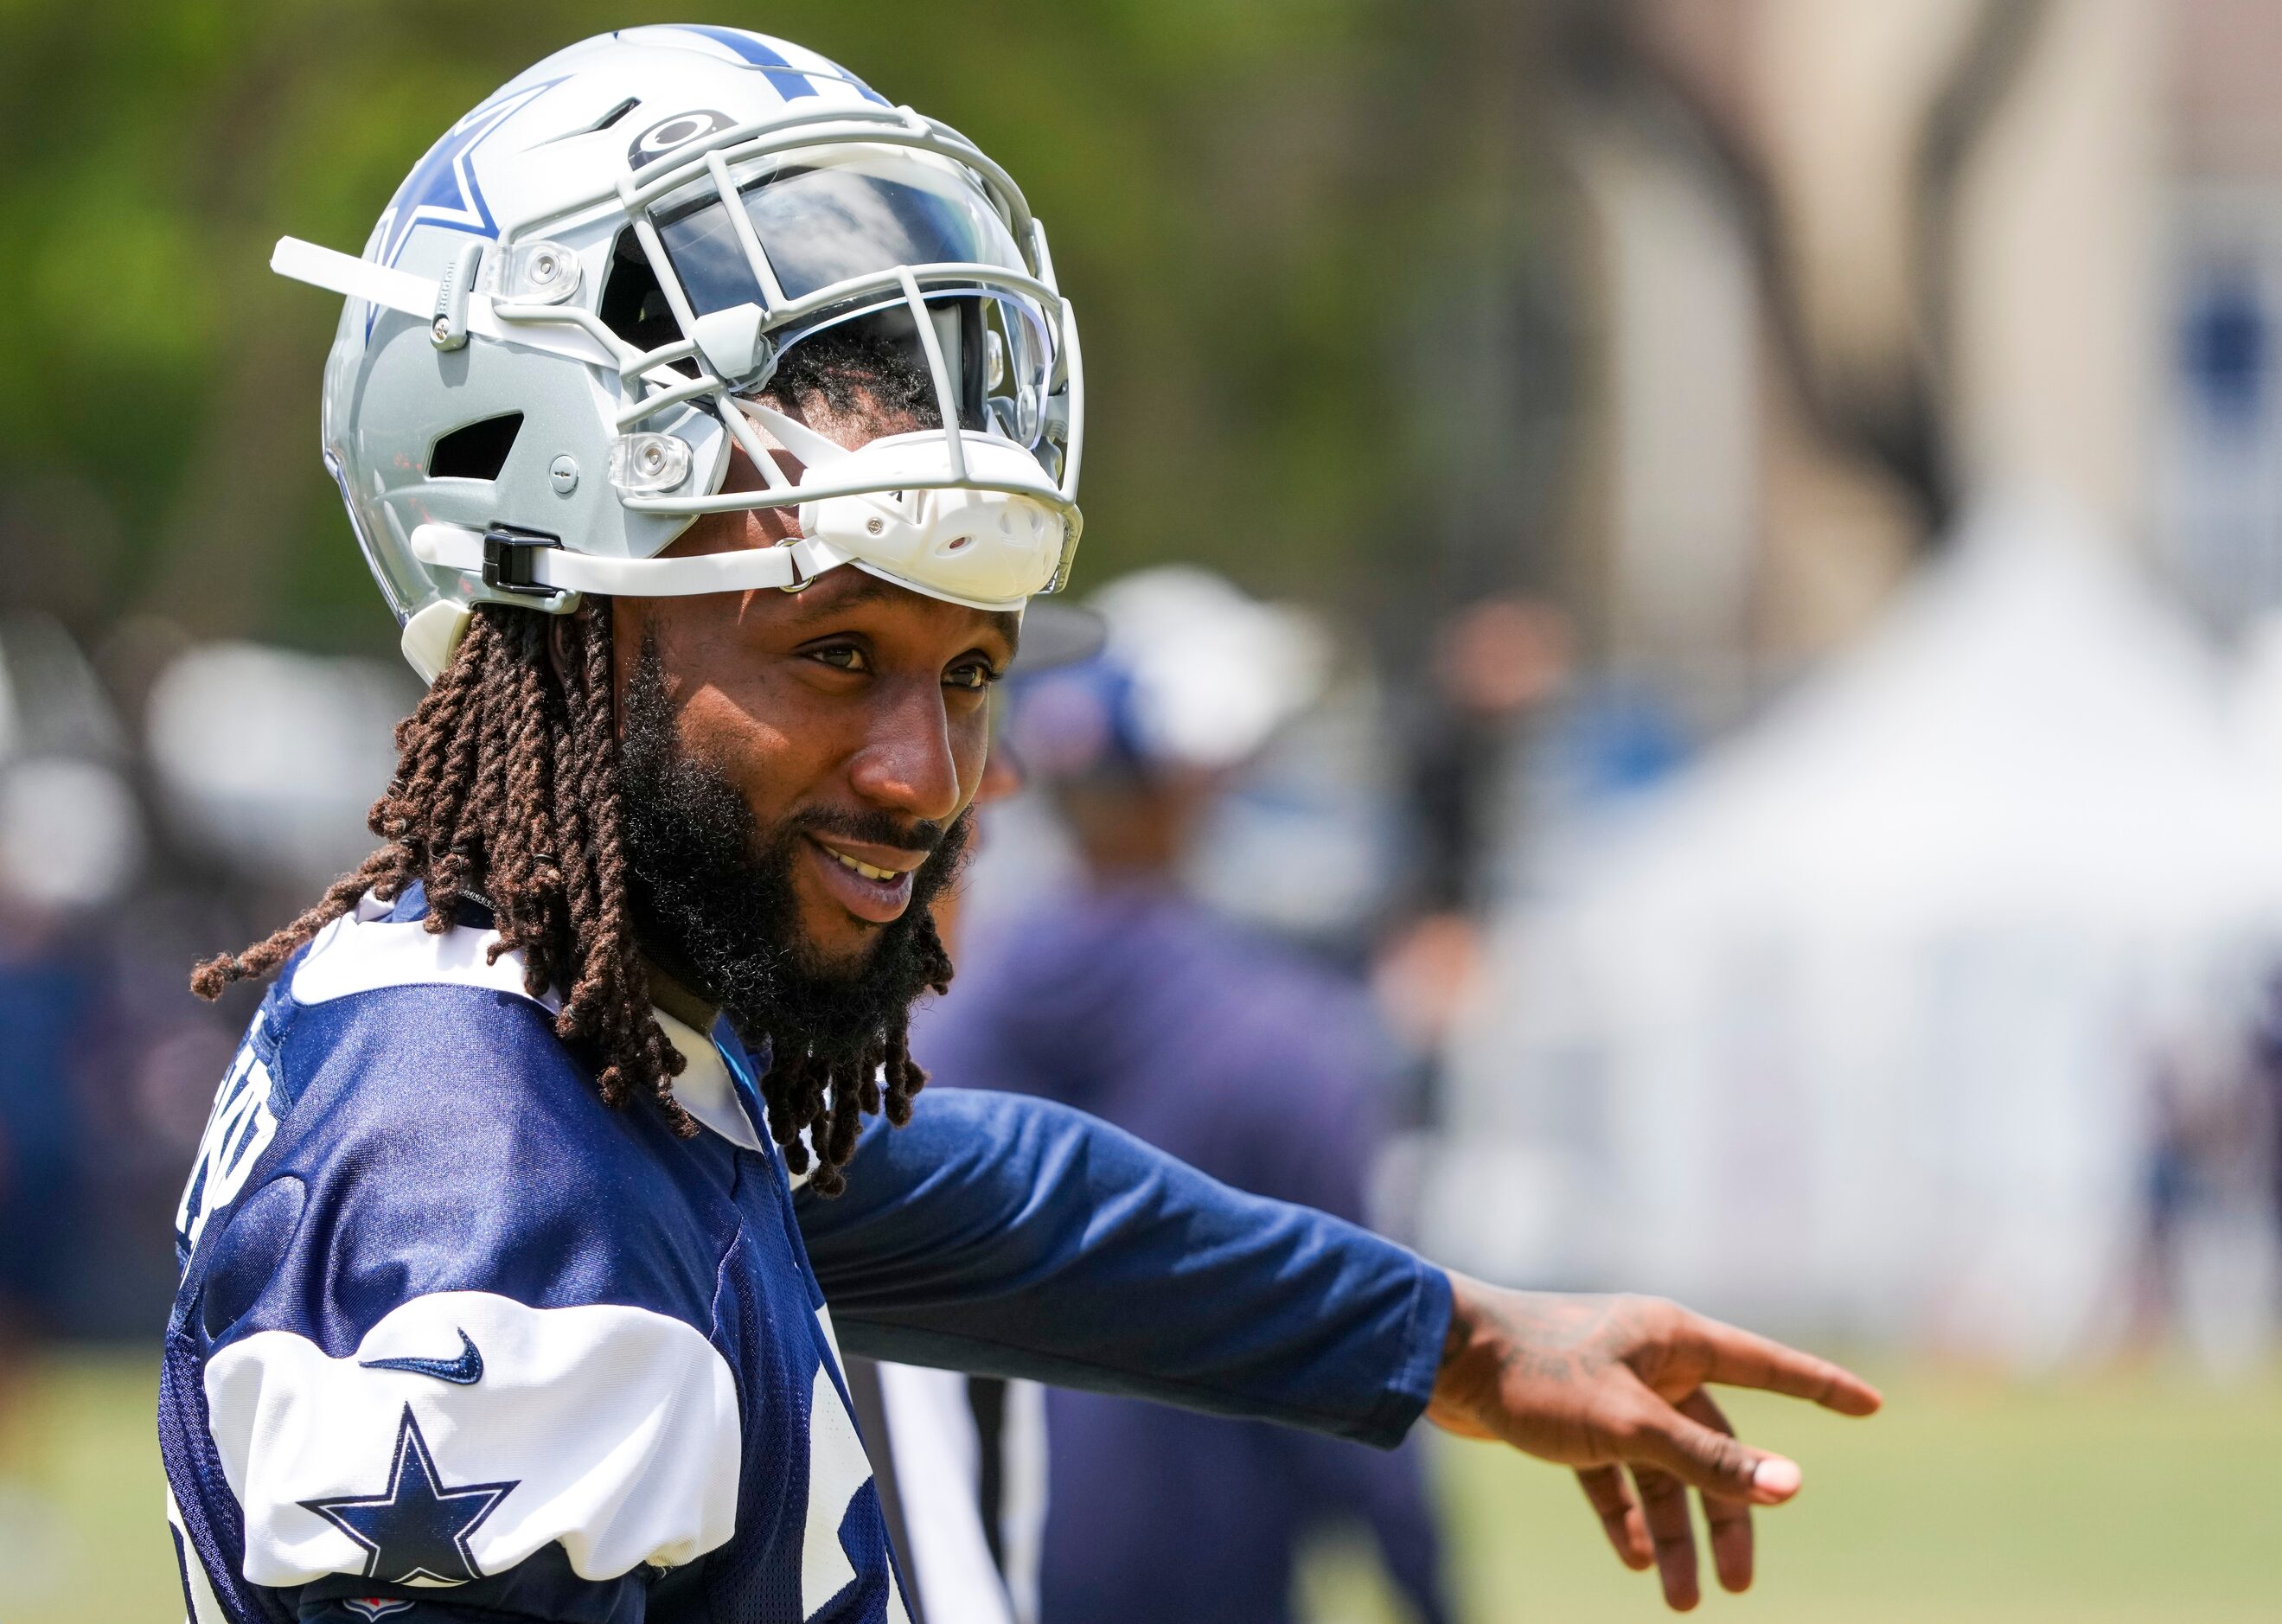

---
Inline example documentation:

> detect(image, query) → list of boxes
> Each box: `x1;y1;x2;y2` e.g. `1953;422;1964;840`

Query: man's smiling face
609;440;1020;985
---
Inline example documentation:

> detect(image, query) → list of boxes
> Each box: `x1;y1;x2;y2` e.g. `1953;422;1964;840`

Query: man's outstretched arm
798;1086;1449;1446
799;1087;1880;1611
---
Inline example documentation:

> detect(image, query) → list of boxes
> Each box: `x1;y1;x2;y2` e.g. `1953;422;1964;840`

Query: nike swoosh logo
360;1327;483;1385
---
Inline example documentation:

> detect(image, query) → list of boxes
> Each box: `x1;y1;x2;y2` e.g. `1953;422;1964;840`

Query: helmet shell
317;29;981;629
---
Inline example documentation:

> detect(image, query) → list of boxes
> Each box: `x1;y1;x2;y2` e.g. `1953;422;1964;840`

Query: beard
617;643;968;1071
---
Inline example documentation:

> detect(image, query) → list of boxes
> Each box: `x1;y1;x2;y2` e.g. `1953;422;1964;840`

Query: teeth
828;848;899;883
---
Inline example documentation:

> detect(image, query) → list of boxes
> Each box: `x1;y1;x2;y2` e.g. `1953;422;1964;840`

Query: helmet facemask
571;112;1083;597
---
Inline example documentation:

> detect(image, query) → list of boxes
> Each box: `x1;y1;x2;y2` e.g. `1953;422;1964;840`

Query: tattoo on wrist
1448;1284;1645;1387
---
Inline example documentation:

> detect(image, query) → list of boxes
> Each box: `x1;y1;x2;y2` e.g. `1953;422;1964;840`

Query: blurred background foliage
0;0;1565;655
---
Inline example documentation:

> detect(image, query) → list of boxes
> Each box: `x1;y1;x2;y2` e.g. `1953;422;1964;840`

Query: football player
160;28;1878;1624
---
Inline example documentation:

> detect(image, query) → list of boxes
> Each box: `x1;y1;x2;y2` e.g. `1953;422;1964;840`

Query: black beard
617;644;968;1065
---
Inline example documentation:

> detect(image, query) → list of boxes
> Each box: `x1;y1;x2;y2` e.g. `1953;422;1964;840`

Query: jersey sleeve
166;982;741;1619
795;1088;1451;1448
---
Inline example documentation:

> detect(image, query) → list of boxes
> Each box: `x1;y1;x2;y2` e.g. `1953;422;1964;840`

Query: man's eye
945;661;1000;692
809;644;869;674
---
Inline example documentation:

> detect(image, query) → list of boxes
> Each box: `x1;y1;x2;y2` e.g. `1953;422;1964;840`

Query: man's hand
1425;1276;1882;1611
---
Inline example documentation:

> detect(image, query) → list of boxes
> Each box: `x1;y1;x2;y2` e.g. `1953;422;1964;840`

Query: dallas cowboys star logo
302;1405;517;1586
374;78;565;269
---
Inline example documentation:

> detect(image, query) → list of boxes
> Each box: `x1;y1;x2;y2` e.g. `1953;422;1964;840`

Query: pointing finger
1684;1314;1883;1416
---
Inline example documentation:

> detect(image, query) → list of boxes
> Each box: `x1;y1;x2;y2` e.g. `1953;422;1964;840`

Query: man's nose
847;678;966;822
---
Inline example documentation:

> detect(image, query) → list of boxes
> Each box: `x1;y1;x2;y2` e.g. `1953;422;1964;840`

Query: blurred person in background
0;767;118;1335
917;567;1454;1624
0;618;152;1338
0;625;147;1564
2132;979;2282;1353
2242;971;2282;1320
1377;598;1573;1122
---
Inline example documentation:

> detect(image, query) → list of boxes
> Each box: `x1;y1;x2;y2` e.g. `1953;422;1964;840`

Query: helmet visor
764;289;1058;451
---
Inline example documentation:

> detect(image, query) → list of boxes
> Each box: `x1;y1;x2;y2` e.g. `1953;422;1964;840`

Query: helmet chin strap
394;527;849;685
409;524;847;600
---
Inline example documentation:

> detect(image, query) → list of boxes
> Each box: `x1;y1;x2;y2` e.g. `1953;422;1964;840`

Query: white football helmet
275;26;1084;680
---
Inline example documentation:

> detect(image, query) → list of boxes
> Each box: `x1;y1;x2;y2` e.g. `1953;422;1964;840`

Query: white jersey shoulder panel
205;1290;739;1588
289;893;562;1013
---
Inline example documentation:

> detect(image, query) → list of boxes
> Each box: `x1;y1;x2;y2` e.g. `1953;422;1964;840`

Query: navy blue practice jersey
160;886;911;1622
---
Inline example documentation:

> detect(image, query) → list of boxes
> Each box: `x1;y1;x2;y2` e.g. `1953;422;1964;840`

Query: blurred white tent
1437;495;2282;1365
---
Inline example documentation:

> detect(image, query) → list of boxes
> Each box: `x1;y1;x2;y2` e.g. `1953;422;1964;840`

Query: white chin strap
410;522;848;598
395;533;854;682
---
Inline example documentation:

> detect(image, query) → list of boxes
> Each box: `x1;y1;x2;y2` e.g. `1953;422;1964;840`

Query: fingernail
1752;1456;1802;1499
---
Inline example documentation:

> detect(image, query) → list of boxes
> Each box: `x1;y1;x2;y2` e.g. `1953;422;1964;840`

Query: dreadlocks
192;597;695;1131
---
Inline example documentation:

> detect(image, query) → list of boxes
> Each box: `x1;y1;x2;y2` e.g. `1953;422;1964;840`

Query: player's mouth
805;834;922;924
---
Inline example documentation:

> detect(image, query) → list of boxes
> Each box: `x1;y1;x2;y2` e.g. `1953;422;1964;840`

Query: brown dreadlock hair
191;598;698;1128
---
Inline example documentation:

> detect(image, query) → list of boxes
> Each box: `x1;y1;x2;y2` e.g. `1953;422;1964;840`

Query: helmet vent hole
590;96;641;133
429;412;524;481
944;534;973;553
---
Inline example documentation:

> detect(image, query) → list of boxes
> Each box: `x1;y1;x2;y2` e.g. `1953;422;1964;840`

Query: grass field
1313;1361;2282;1624
5;1350;2276;1621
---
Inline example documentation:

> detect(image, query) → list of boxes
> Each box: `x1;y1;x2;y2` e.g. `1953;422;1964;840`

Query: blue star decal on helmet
301;1405;517;1586
374;78;565;269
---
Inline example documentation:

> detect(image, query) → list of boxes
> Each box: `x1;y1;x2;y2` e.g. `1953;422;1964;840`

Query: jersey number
175;1040;279;1260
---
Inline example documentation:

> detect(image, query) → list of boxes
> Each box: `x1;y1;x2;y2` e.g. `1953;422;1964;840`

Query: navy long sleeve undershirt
796;1087;1453;1450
